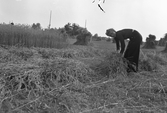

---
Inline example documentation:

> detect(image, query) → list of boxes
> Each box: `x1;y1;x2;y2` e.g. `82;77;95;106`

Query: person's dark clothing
115;29;142;72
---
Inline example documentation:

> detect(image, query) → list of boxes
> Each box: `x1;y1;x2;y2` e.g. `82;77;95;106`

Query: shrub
92;34;102;41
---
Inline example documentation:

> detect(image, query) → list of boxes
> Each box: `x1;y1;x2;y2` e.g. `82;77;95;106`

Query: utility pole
48;10;52;29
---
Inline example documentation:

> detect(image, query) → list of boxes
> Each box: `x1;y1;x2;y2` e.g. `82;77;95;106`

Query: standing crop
0;24;69;48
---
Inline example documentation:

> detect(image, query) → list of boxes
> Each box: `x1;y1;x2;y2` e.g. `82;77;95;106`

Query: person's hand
115;50;123;57
116;50;120;53
119;52;123;57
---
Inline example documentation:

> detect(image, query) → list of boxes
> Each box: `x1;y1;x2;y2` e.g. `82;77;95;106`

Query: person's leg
132;45;140;71
131;30;142;72
124;41;137;72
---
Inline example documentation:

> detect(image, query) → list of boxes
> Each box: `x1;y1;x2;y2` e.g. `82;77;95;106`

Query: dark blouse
115;29;134;54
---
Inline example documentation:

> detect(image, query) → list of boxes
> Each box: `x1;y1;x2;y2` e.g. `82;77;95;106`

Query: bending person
106;28;142;72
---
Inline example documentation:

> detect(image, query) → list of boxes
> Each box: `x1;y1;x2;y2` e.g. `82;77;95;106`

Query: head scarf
106;28;116;37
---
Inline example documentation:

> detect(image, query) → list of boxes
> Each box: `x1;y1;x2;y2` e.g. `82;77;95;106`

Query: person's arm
115;38;120;52
120;38;125;54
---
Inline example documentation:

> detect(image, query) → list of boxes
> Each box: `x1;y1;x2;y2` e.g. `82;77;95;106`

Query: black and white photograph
0;0;167;112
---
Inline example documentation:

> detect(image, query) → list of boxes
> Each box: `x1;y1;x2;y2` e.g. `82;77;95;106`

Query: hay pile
0;45;103;113
142;34;156;49
0;54;97;113
139;51;167;72
73;29;92;46
162;42;167;53
93;52;128;79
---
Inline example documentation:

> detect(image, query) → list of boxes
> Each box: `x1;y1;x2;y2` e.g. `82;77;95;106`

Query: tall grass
0;24;69;48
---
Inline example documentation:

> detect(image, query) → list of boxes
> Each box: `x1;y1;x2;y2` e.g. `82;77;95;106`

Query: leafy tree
101;36;107;40
36;23;41;29
92;34;101;41
11;22;14;25
72;23;80;36
32;23;41;29
64;23;72;35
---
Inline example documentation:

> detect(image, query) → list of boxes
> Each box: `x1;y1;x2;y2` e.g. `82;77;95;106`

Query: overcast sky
1;0;167;41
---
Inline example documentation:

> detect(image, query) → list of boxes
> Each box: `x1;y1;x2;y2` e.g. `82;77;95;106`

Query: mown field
1;33;167;113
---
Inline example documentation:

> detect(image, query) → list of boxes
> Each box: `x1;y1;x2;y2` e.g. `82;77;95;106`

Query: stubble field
0;38;167;113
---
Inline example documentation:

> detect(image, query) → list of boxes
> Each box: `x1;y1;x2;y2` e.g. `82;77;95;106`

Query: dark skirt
124;30;142;72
